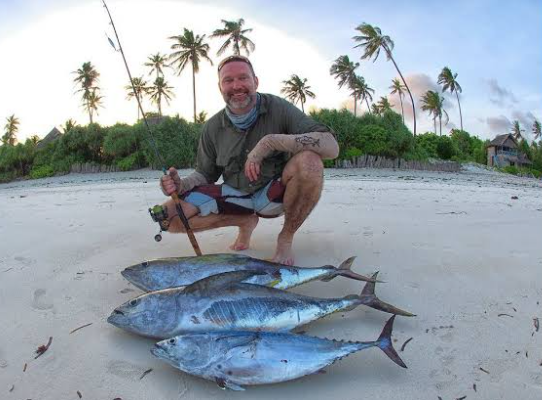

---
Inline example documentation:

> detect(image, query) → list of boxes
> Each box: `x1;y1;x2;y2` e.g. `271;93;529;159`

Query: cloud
486;115;511;134
487;79;518;106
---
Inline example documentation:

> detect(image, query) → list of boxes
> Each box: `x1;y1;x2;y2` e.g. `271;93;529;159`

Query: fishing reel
149;204;169;242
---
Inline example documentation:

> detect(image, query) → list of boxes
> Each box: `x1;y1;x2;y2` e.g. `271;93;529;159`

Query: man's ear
254;75;259;90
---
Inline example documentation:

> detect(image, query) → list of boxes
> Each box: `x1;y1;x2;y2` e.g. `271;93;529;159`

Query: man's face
218;61;259;114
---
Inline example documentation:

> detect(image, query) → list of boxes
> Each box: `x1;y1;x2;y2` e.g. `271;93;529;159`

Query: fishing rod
101;0;202;256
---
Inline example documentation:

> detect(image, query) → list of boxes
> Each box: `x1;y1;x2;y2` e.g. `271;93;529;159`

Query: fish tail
359;273;416;317
375;315;407;368
321;257;379;283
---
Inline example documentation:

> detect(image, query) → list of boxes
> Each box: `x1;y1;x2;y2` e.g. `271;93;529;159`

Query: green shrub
502;165;519;175
30;165;55;179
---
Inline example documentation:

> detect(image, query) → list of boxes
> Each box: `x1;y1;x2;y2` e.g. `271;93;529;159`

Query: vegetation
281;75;315;113
438;67;463;131
210;19;255;56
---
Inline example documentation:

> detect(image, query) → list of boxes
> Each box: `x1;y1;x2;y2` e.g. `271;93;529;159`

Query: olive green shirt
196;93;331;193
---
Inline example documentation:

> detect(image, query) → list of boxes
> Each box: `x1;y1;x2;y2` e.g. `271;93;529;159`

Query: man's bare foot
229;215;259;251
271;239;295;265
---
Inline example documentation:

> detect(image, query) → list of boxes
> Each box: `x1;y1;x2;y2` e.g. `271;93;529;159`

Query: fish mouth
107;309;126;326
150;344;166;358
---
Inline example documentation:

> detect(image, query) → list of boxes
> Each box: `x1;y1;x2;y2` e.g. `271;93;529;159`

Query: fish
151;315;406;391
121;253;377;292
107;271;414;339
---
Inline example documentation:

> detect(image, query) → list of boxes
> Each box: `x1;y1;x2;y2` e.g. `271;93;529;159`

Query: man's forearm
179;171;209;194
247;131;339;163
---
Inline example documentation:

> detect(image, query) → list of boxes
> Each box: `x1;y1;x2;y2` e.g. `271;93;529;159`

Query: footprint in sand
106;360;143;380
0;348;7;368
32;288;54;310
14;256;35;266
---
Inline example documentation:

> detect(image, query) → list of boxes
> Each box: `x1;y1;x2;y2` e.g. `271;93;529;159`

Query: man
160;55;339;265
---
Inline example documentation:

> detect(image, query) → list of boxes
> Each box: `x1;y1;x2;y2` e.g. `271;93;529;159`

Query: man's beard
225;92;256;112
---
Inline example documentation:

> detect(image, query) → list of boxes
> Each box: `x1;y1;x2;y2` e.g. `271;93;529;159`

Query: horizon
0;0;541;143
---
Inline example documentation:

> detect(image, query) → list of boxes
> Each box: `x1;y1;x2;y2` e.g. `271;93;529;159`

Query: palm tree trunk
192;63;197;123
399;94;404;124
158;93;162;116
439;115;442;136
353;95;357;116
386;48;416;135
433;117;437;135
365;98;371;114
455;90;463;131
301;101;305;113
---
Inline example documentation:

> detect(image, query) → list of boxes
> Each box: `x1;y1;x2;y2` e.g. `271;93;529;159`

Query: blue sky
0;0;540;142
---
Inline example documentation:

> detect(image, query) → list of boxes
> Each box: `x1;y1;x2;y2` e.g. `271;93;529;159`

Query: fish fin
376;315;407;368
359;273;416;317
321;257;380;283
182;270;267;294
215;377;245;391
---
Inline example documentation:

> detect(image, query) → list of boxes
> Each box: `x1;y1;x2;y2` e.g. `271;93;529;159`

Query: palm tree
438;67;463;131
73;62;101;124
62;119;78;133
144;53;169;80
532;120;541;141
281;74;315;113
85;89;104;124
148;77;174;116
377;97;392;113
169;28;213;122
2;114;19;146
195;111;208;124
349;75;374;114
330;55;359;115
353;23;417;135
389;78;406;123
511;120;524;141
371;103;381;115
210;19;255;57
421;90;448;135
125;76;149;120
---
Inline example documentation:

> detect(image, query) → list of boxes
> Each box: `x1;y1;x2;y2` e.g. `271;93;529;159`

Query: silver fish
151;315;406;391
121;253;377;292
107;271;414;339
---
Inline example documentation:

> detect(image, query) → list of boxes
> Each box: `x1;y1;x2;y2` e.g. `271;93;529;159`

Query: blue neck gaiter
225;93;261;131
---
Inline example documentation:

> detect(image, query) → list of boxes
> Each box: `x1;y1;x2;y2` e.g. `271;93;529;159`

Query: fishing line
101;0;202;254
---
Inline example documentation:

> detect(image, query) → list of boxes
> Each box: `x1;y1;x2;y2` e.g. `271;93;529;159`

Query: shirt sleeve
195;124;223;183
281;98;333;135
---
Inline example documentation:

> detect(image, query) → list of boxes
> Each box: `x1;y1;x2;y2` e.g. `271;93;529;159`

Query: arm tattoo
295;136;321;148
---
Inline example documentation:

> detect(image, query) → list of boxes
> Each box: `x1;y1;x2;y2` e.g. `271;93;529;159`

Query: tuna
121;253;377;292
107;271;414;339
151;315;406;391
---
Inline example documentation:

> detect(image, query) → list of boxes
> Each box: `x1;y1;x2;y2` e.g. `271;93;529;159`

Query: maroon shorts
181;179;286;218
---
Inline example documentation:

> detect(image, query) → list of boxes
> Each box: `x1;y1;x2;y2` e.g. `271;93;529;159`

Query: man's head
217;55;259;114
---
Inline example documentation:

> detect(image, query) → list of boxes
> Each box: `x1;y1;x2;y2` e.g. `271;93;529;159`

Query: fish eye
169;338;175;344
130;299;138;306
142;261;149;267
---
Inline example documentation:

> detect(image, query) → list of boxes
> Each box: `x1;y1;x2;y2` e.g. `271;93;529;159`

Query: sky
0;0;540;143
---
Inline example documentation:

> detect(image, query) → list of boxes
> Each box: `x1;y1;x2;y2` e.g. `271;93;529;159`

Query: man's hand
244;160;261;182
160;167;183;196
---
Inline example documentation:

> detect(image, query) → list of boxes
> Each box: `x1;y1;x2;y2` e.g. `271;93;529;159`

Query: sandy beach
1;167;541;400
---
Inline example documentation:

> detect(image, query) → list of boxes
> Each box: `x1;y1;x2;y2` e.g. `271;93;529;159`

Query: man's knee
284;151;323;182
164;199;198;233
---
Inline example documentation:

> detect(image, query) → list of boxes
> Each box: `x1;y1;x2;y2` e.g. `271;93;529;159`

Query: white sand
1;168;541;400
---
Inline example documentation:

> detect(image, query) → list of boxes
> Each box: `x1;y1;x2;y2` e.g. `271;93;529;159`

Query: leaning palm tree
511;120;524;141
353;23;417;135
2;114;19;146
144;53;169;80
85;89;104;124
532;120;541;141
389;78;406;123
349;75;374;114
371;103;381;115
330;55;359;115
281;74;315;113
148;77;174;116
73;62;101;124
438;66;463;131
125;76;149;120
210;18;255;56
169;28;213;122
377;97;392;113
421;90;448;135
